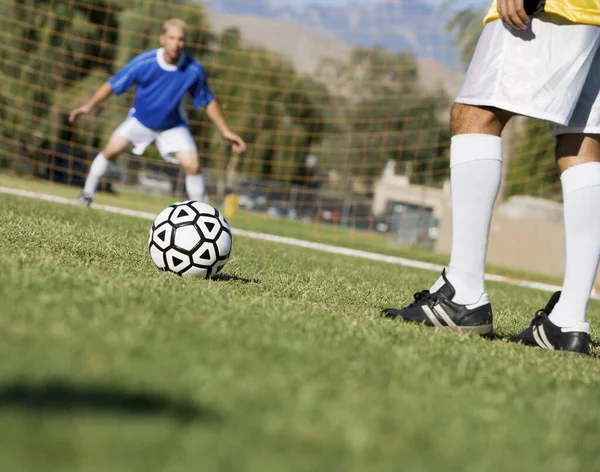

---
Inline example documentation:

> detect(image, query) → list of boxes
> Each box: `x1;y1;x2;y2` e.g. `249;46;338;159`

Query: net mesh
0;0;561;250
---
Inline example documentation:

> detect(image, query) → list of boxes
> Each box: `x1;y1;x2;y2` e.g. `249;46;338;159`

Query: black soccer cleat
509;292;591;355
383;270;493;335
75;193;93;207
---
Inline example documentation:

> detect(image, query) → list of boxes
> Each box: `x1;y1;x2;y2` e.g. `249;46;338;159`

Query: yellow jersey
484;0;600;26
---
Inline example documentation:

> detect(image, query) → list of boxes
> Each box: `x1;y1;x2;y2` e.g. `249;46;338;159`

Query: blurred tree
0;0;120;170
446;3;484;69
314;47;451;185
196;27;331;181
504;119;559;199
0;0;332;186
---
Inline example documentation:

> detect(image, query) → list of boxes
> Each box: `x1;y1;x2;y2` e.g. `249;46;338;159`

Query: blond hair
162;18;187;34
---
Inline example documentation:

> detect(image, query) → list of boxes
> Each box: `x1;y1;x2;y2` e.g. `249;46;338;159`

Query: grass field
1;189;600;471
0;172;571;287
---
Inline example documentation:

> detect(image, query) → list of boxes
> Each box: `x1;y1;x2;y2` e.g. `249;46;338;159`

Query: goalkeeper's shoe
383;270;493;335
75;193;93;207
509;292;591;355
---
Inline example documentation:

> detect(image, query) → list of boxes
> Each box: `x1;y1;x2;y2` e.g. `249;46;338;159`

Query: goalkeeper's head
160;18;187;63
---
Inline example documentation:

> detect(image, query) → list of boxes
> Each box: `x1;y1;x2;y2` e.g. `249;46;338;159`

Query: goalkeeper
69;18;246;204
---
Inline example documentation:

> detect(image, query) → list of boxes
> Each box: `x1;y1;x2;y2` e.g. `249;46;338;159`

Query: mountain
202;0;460;69
207;10;465;97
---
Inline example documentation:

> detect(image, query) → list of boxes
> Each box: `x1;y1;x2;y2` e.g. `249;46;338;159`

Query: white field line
2;185;596;299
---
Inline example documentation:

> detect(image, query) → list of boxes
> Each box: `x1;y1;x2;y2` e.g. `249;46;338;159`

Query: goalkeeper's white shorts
456;14;600;136
113;116;197;164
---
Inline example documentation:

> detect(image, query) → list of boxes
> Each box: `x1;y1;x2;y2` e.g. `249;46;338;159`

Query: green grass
1;192;600;472
0;172;569;286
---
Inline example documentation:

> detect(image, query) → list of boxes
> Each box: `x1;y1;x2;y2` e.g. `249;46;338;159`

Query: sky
266;0;487;11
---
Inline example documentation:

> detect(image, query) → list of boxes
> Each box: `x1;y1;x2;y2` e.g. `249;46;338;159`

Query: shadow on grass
0;380;218;422
381;309;600;358
210;273;260;284
483;334;600;359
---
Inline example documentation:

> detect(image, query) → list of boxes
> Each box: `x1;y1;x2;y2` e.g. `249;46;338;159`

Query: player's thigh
456;15;600;126
155;127;199;172
102;134;131;159
451;103;513;136
109;117;157;158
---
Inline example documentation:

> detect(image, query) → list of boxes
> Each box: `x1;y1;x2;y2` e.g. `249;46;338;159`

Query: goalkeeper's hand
68;105;92;123
223;130;247;154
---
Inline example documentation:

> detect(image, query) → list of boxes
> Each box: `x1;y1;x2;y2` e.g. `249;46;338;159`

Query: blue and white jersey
108;48;214;130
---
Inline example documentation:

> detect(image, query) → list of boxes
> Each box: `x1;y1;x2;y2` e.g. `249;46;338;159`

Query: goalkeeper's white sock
185;173;206;202
83;152;109;197
431;134;503;305
549;162;600;328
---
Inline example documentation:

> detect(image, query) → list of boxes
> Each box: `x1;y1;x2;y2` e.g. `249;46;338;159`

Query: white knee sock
432;134;503;305
185;173;206;202
83;153;109;196
549;162;600;329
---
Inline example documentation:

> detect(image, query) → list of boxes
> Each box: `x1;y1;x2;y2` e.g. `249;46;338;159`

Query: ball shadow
210;273;260;284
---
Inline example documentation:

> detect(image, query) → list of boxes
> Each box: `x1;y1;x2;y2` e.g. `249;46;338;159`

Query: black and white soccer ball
148;201;232;278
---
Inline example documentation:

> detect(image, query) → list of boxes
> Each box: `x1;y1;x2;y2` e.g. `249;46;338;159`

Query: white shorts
113;117;197;164
456;14;600;136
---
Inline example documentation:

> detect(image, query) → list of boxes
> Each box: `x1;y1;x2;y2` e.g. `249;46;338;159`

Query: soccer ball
148;201;232;278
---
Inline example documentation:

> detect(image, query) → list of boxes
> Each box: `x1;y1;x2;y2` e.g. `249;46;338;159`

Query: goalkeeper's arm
68;82;113;123
205;100;247;154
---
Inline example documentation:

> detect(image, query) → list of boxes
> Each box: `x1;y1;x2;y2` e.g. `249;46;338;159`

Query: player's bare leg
450;103;512;136
510;135;600;354
384;104;513;335
555;134;600;171
77;134;131;206
176;150;206;202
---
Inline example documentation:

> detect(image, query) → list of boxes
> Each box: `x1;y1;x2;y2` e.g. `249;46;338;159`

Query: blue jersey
108;48;214;130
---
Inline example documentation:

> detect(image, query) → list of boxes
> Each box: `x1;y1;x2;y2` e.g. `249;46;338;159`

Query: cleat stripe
433;305;456;327
422;306;443;327
532;328;546;348
533;326;553;350
537;325;554;350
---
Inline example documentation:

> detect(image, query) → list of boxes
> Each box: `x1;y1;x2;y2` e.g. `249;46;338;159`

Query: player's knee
102;141;127;160
556;134;582;160
555;134;600;166
101;149;118;161
183;159;200;176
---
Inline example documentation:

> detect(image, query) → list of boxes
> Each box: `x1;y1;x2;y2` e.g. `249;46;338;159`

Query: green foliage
505;119;559;199
196;28;330;180
2;192;600;471
0;1;331;182
1;0;451;185
0;0;120;162
314;48;451;184
113;0;213;70
447;6;484;69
